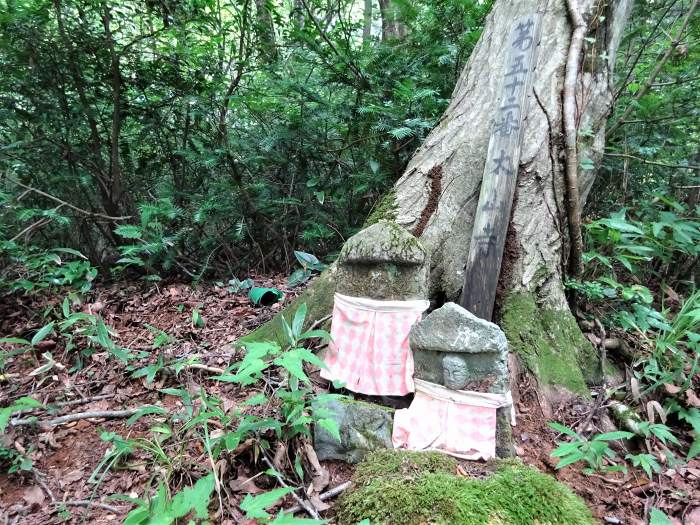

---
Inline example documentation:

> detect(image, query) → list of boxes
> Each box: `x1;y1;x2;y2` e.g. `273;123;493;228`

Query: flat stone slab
409;302;507;354
313;398;393;463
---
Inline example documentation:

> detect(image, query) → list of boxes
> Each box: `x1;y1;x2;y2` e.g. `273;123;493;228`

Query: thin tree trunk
363;0;372;43
562;0;586;280
102;2;124;210
378;0;406;41
255;0;277;60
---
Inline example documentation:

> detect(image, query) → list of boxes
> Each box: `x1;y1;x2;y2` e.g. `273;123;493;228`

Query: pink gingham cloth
392;379;515;460
320;293;429;396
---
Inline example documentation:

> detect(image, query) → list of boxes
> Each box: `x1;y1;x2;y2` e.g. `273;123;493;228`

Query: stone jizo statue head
442;354;469;390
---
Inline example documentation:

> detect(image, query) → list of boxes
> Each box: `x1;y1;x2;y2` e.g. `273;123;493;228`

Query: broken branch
10;408;144;429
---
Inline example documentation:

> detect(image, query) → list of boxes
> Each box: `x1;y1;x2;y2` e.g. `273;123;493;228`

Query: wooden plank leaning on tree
460;14;542;321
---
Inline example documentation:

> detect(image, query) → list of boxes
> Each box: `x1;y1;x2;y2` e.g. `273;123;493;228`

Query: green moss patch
499;293;599;394
336;451;595;525
364;191;398;227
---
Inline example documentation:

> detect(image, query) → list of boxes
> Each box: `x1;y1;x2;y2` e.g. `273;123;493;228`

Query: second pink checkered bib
320;293;429;396
392;379;514;460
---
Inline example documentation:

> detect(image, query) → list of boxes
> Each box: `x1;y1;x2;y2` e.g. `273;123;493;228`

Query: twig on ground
32;469;55;503
10;408;144;429
185;363;226;374
13;394;116;416
50;500;123;513
308;314;332;332
284;481;353;515
261;455;321;519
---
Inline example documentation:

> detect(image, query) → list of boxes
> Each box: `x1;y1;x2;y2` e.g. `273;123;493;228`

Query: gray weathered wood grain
460;15;542;321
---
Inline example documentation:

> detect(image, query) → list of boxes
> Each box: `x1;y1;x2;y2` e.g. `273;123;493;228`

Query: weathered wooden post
460;15;541;321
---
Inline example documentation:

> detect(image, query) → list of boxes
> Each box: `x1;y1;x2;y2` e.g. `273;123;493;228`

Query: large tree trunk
246;0;634;395
394;0;631;307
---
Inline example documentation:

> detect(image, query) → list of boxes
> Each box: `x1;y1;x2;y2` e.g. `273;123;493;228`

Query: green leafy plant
287;251;327;287
121;473;216;525
240;487;326;524
0;396;42;432
549;422;633;474
191;308;205;328
625;453;661;478
0;244;97;293
0;445;32;474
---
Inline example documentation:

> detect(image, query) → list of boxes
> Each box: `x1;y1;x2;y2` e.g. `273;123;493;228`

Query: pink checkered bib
392;379;514;460
320;293;429;396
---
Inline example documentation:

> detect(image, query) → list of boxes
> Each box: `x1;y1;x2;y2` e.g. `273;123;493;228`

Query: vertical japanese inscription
460;15;541;321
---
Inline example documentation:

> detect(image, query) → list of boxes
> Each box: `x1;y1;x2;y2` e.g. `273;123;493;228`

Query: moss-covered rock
239;268;337;346
499;293;600;395
336;451;596;525
313;398;394;463
336;221;429;300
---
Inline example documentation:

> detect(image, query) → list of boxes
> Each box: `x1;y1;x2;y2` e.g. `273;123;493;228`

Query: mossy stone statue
335;220;428;300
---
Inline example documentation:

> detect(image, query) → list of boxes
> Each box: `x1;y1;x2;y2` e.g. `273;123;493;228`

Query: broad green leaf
593;431;634;441
0;337;30;345
169;474;215;518
547;422;579;438
31;322;55;346
687;437;700;460
127;405;168;425
316;418;341;443
650;507;674;525
292;303;307;339
554;452;585;469
240;487;294;519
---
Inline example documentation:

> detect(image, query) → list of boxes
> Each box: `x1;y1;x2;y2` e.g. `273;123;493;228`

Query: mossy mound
499;293;600;395
335;451;596;525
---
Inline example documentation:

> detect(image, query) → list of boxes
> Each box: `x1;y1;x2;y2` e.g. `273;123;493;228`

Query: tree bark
378;0;406;41
255;0;277;60
392;0;632;308
363;0;372;43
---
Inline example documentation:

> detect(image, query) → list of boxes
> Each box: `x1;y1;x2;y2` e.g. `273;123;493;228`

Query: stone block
335;220;428;300
313;398;394;463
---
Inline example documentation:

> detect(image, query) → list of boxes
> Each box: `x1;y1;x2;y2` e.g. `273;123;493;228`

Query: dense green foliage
0;0;490;281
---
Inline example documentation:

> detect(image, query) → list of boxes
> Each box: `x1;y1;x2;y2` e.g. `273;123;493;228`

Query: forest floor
1;279;699;525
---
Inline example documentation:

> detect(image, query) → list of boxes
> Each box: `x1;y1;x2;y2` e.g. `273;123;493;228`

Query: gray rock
338;220;426;265
313;398;393;463
411;302;509;394
409;302;507;354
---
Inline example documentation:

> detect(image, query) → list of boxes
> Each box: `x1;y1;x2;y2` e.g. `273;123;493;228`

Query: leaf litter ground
1;279;699;524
